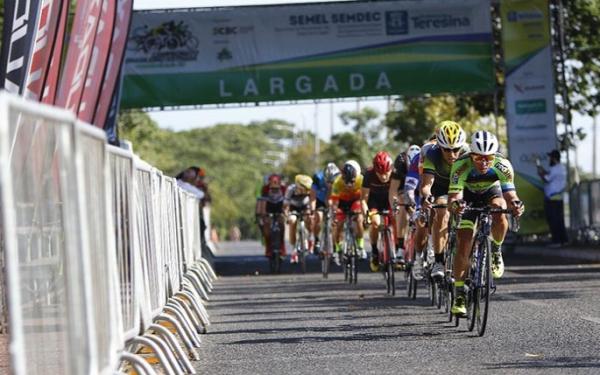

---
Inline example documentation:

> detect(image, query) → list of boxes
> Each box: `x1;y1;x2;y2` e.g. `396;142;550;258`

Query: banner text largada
122;0;495;108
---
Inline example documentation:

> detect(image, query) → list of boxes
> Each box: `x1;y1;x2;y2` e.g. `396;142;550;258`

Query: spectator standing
537;149;568;247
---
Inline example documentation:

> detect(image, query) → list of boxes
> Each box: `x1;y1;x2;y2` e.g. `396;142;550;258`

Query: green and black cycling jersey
449;152;516;194
422;144;470;195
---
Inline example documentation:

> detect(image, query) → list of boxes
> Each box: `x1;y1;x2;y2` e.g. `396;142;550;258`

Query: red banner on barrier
93;0;133;128
24;0;63;100
55;0;102;112
78;0;117;123
41;0;69;104
0;0;41;94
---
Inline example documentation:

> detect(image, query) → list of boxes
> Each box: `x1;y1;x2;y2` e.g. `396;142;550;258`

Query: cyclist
389;145;421;263
417;121;469;280
284;174;314;263
258;174;287;259
311;163;340;255
362;151;394;272
330;160;366;265
448;131;525;316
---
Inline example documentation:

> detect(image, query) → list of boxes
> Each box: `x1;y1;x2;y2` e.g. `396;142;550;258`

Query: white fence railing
0;91;216;374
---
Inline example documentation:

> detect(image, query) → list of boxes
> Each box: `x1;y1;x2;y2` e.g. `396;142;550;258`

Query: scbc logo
213;26;238;35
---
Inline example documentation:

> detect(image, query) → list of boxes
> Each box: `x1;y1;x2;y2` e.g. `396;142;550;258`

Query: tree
119;110;286;239
384;95;505;150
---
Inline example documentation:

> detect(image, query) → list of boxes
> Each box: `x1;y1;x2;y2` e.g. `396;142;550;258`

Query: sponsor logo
507;10;543;22
411;14;470;30
213;26;238;35
515;99;546;114
127;20;199;62
385;11;408;35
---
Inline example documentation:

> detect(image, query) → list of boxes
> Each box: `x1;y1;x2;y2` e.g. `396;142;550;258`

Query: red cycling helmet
373;151;393;174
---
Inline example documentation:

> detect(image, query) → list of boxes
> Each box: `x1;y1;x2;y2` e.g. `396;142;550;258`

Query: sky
132;0;599;176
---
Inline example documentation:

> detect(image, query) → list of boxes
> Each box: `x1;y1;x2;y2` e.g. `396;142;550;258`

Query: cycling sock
314;235;320;243
455;280;465;288
492;238;503;251
357;237;364;249
335;243;342;253
435;253;444;263
371;244;378;257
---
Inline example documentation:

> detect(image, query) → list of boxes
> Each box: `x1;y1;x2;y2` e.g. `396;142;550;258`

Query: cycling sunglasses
471;154;495;163
442;146;461;153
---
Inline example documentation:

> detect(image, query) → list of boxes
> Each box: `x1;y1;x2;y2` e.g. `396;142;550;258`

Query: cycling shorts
316;199;326;209
367;197;389;212
431;179;450;200
266;200;284;214
336;200;362;222
458;186;503;230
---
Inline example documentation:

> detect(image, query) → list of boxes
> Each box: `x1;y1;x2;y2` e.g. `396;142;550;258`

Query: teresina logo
411;14;470;29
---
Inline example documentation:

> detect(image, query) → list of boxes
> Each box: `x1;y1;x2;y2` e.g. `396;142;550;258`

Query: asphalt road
195;247;600;374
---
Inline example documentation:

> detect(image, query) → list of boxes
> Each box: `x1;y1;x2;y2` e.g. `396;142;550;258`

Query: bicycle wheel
446;282;454;322
321;226;331;279
436;279;443;309
407;269;417;299
429;278;437;306
351;253;358;285
386;262;395;296
343;244;350;281
269;224;282;274
467;242;480;332
298;222;307;274
476;238;491;337
321;252;330;279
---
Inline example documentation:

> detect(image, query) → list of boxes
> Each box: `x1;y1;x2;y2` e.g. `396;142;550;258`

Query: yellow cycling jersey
330;174;363;202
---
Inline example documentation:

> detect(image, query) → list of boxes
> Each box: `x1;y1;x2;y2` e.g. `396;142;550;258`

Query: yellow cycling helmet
437;120;466;149
295;174;313;190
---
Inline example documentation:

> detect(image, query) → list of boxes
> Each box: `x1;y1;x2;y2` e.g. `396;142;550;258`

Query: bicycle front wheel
351;254;358;285
387;262;395;296
476;238;491;336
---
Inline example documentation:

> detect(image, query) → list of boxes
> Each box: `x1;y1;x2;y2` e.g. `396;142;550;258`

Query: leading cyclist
417;121;469;279
448;131;525;316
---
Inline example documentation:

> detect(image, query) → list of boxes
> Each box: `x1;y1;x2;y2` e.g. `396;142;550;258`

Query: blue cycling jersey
312;171;328;203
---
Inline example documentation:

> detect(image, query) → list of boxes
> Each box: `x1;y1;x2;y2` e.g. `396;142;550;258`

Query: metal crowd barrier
569;179;600;244
0;91;218;374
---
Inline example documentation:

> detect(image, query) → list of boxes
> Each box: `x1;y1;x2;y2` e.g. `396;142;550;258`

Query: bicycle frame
373;210;394;264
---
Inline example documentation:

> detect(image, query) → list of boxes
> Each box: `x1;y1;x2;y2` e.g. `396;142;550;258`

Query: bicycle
317;207;334;279
339;209;360;285
371;207;398;295
455;204;520;336
290;210;310;274
266;213;284;274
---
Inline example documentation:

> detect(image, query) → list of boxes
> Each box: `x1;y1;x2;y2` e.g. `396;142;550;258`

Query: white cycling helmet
471;131;499;155
341;160;361;184
345;160;361;175
407;145;421;161
323;162;341;183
